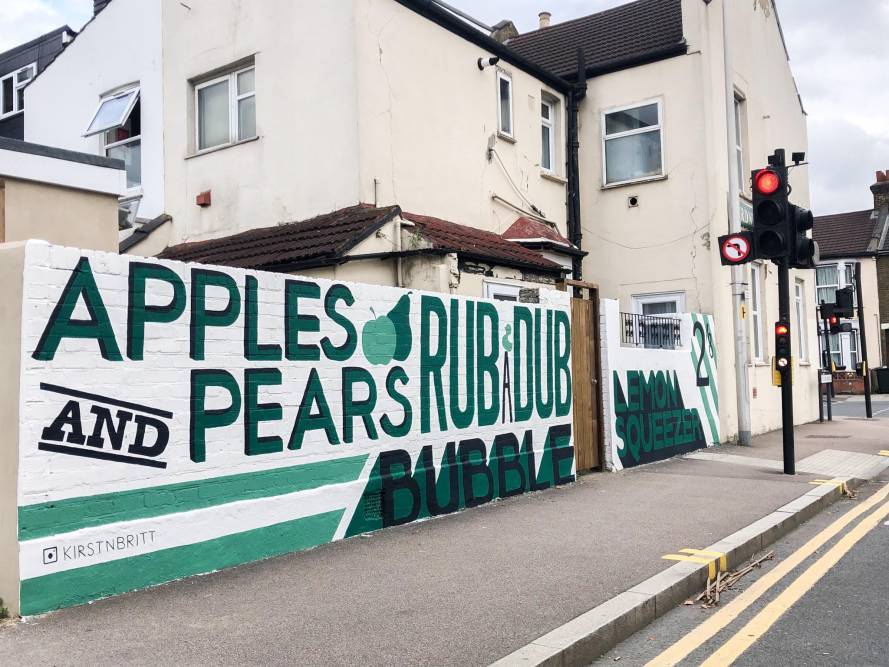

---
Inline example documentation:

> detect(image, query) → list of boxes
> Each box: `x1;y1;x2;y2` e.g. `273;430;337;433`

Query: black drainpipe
566;47;587;281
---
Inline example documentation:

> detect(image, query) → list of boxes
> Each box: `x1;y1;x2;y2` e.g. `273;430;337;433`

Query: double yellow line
647;481;889;667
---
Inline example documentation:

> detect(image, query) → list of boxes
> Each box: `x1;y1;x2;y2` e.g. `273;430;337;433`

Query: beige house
509;0;820;438
813;174;889;380
0;137;124;251
25;0;582;299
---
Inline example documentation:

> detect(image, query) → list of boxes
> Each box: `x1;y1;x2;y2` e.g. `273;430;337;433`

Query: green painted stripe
692;314;719;412
20;509;343;616
698;384;720;445
689;315;720;444
19;455;368;541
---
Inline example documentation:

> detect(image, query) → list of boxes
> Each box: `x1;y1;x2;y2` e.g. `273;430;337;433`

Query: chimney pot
538;11;552;29
877;170;888;183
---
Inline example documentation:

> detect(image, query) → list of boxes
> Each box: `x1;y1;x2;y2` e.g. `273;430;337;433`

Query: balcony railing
621;312;682;350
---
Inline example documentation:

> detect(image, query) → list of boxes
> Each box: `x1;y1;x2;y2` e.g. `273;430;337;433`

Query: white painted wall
24;0;165;219
160;0;362;243
353;0;568;239
577;0;817;439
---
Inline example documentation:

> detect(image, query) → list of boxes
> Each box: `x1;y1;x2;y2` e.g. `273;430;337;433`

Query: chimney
94;0;111;15
490;20;519;43
872;170;889;211
538;11;552;29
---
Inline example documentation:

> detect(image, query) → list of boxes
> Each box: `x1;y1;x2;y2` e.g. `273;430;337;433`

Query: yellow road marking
662;554;716;579
646;481;889;667
809;479;844;487
679;548;727;572
702;496;889;666
878;450;889;457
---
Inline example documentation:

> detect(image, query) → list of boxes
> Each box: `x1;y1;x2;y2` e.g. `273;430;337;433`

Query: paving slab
1;419;886;666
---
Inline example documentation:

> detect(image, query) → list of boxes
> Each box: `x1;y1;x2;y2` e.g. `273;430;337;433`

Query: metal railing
621;312;682;350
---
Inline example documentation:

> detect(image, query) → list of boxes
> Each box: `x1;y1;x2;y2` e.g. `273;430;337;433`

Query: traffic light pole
778;259;795;474
820;312;833;420
855;262;873;418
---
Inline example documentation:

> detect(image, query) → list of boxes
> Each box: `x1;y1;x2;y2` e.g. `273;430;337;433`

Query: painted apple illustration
361;295;413;365
362;307;398;365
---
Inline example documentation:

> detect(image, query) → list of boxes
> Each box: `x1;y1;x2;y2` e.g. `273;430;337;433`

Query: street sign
719;232;754;265
820;372;833;385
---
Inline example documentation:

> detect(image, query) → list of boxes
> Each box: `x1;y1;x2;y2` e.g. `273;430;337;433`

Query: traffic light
835;286;854;318
751;159;790;260
828;316;852;335
775;321;791;371
790;204;818;269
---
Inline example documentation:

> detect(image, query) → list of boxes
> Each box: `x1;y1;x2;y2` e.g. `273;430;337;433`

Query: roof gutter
579;41;688;80
394;0;572;93
261;247;567;276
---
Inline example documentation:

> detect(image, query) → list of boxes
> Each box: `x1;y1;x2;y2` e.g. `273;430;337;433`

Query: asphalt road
829;397;889;418
595;473;889;666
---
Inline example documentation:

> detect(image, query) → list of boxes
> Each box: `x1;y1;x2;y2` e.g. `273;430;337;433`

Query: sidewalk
2;418;888;666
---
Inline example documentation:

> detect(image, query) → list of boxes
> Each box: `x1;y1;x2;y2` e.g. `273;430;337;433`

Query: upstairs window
85;86;141;189
541;98;555;172
497;71;513;138
85;86;139;137
734;95;748;192
195;65;256;152
602;101;663;185
750;262;765;362
1;63;36;118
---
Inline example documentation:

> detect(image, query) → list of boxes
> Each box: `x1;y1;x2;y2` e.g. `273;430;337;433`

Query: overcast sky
2;0;886;215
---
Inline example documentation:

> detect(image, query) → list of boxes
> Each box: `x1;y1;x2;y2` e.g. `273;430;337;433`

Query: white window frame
496;70;513;139
631;291;685;315
84;86;140;137
750;263;765;363
601;98;664;187
0;62;37;119
541;97;556;173
194;65;256;153
734;94;747;193
484;280;521;302
794;278;808;361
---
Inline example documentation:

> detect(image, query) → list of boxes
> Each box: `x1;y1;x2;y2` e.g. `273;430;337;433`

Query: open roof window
84;86;140;137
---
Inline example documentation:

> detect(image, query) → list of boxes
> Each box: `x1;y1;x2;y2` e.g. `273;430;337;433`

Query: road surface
594;473;889;666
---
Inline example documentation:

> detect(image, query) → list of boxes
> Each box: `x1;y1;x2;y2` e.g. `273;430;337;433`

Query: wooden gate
559;280;603;472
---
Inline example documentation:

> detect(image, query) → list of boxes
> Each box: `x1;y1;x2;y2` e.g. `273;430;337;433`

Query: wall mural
602;299;719;470
14;243;573;615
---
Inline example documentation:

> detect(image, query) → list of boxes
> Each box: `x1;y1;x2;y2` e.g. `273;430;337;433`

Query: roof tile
403;212;564;272
813;209;877;258
507;0;685;79
159;204;399;269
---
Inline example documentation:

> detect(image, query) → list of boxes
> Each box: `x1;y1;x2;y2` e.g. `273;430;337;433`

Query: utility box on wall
1;240;575;616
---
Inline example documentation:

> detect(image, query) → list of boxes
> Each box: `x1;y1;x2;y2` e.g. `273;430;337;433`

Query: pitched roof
402;212;564;272
506;0;686;80
159;205;401;270
502;217;573;246
813;209;878;258
158;205;566;274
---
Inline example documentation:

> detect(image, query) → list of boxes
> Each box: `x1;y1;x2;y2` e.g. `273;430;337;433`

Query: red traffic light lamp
775;320;792;370
754;169;781;196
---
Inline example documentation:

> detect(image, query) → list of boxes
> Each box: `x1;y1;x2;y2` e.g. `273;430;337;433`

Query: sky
2;0;887;215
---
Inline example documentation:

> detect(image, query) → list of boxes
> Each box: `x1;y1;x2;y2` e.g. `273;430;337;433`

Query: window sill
799;361;811;367
497;132;516;144
541;171;567;185
186;135;260;160
602;174;667;190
